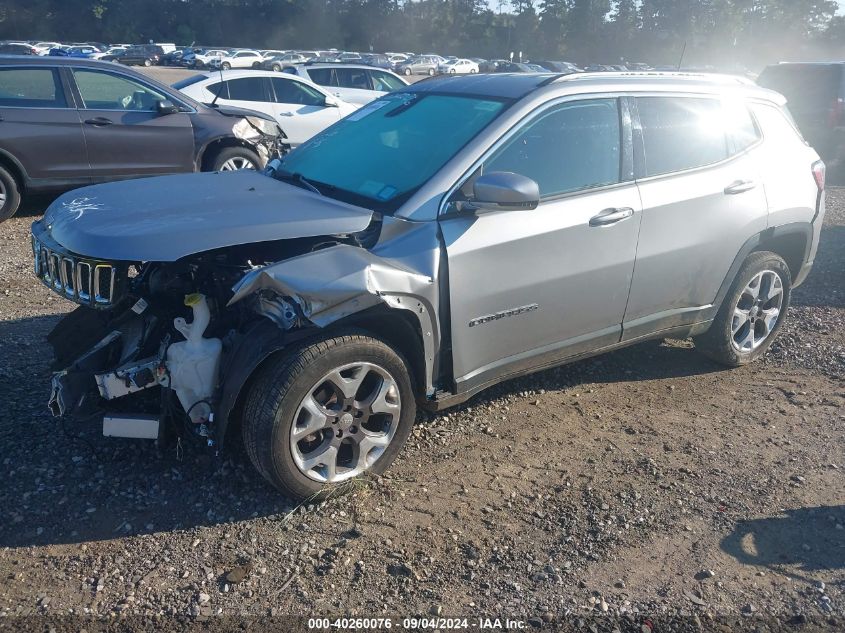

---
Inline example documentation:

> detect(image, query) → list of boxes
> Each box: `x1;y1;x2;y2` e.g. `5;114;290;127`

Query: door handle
84;117;114;126
589;207;634;227
724;179;756;195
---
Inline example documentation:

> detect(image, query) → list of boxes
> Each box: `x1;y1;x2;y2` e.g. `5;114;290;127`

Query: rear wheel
404;67;411;76
428;68;435;76
695;251;791;366
271;63;282;72
0;164;22;222
209;147;260;172
242;333;416;499
143;58;151;67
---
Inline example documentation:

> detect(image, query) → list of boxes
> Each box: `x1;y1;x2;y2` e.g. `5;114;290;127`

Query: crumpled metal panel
228;223;442;395
230;245;429;325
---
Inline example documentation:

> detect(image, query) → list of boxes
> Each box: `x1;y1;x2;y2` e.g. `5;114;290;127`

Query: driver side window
73;69;167;111
484;98;622;198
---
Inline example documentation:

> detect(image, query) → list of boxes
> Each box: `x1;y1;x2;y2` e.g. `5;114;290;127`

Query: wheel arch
707;222;811;322
214;309;427;449
0;149;28;193
197;137;260;171
752;227;809;283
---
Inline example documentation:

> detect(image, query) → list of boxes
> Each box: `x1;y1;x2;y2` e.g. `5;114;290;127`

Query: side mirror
469;171;540;212
323;95;340;108
156;99;180;115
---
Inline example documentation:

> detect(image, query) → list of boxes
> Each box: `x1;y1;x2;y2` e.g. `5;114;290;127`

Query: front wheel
271;63;281;72
222;62;231;70
242;333;416;499
404;68;411;76
695;251;792;366
143;58;151;67
208;146;260;172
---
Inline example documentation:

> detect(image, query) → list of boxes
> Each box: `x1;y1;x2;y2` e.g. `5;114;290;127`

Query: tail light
812;160;826;192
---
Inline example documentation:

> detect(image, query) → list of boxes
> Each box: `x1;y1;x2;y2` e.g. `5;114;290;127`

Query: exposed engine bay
47;232;378;448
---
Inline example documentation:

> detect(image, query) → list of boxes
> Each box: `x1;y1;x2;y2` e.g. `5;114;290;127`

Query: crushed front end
34;221;268;447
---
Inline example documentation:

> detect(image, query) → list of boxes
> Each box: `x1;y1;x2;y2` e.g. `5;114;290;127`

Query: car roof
0;55;133;68
405;72;559;98
188;69;331;94
297;63;400;74
404;71;777;102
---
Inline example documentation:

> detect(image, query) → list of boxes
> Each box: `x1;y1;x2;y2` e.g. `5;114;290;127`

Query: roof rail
547;70;755;86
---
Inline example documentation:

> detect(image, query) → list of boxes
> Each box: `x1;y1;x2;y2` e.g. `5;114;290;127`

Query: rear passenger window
0;68;67;108
307;68;335;87
271;78;325;107
334;68;371;90
369;71;405;92
638;97;728;176
724;99;761;153
485;99;621;197
226;77;269;102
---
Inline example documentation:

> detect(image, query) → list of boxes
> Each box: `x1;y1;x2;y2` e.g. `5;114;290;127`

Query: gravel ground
0;189;843;631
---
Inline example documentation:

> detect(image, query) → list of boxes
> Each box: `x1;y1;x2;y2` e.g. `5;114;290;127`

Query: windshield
278;93;507;211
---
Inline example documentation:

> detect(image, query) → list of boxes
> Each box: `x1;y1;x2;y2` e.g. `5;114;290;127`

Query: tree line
1;0;844;70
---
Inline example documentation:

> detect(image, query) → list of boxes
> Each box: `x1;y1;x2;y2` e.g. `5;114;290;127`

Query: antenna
677;41;687;71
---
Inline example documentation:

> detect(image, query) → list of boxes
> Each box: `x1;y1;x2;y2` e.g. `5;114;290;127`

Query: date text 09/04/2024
307;617;529;630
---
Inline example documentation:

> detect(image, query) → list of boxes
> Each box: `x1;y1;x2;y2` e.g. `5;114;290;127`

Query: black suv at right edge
757;62;845;173
0;56;286;221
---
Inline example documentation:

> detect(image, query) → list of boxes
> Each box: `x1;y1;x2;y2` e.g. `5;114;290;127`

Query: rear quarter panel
751;101;821;229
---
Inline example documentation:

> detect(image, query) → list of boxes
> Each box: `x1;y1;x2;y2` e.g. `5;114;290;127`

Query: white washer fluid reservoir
166;293;223;424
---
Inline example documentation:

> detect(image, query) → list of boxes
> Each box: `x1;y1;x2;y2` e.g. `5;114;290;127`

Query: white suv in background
282;64;407;105
175;70;359;146
211;49;264;70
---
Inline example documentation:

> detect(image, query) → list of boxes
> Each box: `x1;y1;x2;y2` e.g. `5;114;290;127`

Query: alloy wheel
219;157;256;171
0;179;6;208
731;270;784;352
290;362;401;483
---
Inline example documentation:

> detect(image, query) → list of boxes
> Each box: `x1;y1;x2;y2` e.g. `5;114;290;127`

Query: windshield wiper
278;169;323;196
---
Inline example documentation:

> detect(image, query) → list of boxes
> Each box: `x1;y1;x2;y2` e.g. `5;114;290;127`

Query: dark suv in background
117;45;165;67
757;62;845;172
0;56;286;221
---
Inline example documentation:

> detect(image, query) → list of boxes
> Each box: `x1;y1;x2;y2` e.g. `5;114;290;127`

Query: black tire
222;62;231;70
428;68;435;76
207;146;260;172
271;63;281;72
404;67;411;76
0;164;22;222
242;332;416;500
143;58;151;67
695;251;792;367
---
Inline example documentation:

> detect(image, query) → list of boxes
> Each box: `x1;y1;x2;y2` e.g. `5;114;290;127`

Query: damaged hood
38;171;375;262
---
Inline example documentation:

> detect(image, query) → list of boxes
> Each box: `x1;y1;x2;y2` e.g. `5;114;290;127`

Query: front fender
227;244;439;394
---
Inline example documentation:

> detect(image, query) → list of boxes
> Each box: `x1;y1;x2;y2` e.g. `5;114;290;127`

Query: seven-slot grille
31;235;125;308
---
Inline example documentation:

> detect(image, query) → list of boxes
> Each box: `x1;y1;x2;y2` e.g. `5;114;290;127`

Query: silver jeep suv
32;73;825;499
